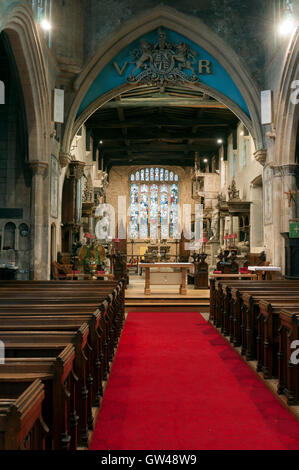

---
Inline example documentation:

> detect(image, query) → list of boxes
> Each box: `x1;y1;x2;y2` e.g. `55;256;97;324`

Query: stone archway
263;29;299;270
61;5;263;158
274;29;299;167
1;3;51;279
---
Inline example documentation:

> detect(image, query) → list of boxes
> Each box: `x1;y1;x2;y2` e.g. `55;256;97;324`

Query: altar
139;262;193;295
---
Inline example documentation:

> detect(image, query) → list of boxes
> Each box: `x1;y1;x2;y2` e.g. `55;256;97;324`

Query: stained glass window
129;184;139;239
170;184;179;238
129;169;179;239
160;184;169;239
150;184;159;239
140;184;149;238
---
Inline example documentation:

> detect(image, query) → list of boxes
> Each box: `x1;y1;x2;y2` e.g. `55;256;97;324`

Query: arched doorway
59;9;266;276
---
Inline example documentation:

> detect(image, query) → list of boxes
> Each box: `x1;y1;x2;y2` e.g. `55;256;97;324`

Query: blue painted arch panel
77;29;250;118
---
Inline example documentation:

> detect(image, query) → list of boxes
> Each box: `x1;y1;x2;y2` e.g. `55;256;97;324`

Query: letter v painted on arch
113;61;129;76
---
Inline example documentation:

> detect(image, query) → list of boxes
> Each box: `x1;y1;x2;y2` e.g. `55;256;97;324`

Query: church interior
1;0;299;452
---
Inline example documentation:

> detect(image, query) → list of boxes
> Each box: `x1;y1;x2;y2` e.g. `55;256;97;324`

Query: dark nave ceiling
85;85;240;171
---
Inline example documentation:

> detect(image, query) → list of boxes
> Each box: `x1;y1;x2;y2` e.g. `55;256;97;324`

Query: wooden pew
255;300;299;379
278;309;299;405
211;280;299;346
0;326;91;447
0;379;48;450
210;278;299;406
0;300;119;406
0;345;76;450
0;280;125;449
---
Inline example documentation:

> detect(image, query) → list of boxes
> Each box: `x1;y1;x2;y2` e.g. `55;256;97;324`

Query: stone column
29;161;48;280
281;164;299;231
271;166;283;268
233;216;240;242
219;217;224;246
269;164;299;271
230;215;234;234
211;156;216;173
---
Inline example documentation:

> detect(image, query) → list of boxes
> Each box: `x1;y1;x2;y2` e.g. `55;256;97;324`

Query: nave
91;311;299;450
2;278;299;450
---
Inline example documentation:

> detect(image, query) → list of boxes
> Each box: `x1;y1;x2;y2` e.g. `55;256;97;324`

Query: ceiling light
217;139;223;144
99;140;103;144
240;131;244;136
279;16;296;35
279;5;296;36
203;158;208;163
40;19;52;31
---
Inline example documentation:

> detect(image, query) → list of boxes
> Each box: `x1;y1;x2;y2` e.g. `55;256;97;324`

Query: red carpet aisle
90;313;299;450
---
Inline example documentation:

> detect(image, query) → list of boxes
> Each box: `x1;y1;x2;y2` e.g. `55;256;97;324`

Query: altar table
139;262;193;295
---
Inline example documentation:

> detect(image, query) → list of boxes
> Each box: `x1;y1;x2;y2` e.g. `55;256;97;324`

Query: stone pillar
211;156;216;173
219;217;224;247
269;164;299;271
271;166;283;268
224;216;230;235
281;164;298;231
230;215;234;234
29;161;49;280
233;216;240;242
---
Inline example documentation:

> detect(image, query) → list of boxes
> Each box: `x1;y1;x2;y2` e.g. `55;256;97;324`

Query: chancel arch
61;5;263;158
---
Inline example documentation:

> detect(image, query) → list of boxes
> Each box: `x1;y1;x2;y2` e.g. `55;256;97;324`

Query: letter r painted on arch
0;81;4;104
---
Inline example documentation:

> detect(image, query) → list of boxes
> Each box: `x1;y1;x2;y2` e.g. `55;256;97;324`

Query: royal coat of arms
127;29;199;86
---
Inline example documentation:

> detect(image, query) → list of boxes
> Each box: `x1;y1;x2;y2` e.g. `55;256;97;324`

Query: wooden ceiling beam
101;143;219;153
102;97;225;109
87;119;233;129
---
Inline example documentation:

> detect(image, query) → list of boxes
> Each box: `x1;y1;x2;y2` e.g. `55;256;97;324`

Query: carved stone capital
253;149;267;166
59;151;71;168
69;160;85;180
29;161;48;176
